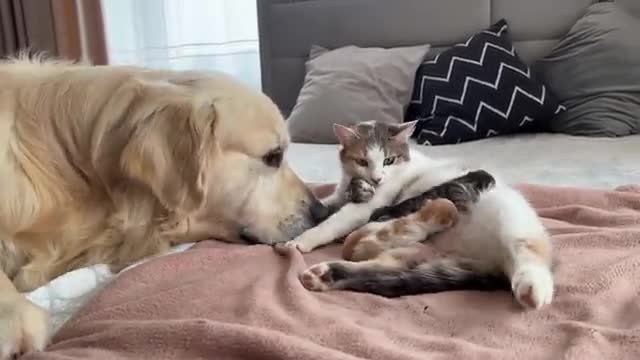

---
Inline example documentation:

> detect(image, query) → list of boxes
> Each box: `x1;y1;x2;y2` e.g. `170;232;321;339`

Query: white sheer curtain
101;0;261;88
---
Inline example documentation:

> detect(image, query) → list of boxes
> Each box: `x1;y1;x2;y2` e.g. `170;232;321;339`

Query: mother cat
281;120;554;310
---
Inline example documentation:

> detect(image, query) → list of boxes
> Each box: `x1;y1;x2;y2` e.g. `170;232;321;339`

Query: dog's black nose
309;199;329;224
239;228;262;245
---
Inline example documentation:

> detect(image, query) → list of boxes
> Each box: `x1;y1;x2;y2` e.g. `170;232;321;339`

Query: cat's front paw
345;178;376;204
511;264;554;309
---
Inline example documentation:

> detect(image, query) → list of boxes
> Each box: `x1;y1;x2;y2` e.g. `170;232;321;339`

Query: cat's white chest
393;154;467;203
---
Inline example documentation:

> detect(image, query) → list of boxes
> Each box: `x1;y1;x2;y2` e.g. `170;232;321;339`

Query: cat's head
333;120;418;186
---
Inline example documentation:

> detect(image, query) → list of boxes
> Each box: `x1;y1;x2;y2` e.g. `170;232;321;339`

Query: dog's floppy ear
121;83;216;214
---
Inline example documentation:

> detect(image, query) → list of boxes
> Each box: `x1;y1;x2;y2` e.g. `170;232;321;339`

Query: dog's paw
345;178;376;204
511;264;554;310
0;296;50;360
300;262;335;291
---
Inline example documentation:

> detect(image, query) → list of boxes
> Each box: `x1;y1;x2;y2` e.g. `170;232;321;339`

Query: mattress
288;133;640;189
27;133;640;335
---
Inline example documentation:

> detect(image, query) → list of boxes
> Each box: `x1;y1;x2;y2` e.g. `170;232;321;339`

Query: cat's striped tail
300;256;510;298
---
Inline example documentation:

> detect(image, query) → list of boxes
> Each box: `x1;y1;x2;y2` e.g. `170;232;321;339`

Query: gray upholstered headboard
257;0;602;116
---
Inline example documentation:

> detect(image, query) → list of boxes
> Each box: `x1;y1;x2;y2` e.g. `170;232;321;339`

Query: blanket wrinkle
21;183;640;360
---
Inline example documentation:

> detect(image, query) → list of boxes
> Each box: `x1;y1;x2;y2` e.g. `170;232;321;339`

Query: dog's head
120;71;327;245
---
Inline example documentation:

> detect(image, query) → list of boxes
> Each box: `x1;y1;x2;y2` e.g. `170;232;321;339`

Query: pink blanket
25;184;640;360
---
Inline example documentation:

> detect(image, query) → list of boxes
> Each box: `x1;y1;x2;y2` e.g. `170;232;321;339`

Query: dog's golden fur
0;57;324;358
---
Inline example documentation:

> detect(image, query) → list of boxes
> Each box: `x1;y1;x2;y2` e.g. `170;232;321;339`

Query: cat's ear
390;121;418;143
333;123;360;145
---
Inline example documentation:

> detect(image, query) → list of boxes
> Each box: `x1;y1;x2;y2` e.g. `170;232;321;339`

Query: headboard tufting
257;0;601;116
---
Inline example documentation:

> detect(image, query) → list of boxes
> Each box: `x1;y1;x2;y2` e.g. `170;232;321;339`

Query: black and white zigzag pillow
406;19;565;145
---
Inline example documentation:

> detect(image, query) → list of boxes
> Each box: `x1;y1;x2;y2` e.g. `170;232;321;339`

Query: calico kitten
282;120;554;310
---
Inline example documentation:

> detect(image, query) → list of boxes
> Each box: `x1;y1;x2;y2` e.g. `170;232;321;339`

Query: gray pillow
287;44;430;144
537;2;640;137
617;0;640;17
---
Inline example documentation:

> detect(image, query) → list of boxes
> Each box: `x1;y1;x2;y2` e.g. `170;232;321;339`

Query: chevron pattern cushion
406;19;565;145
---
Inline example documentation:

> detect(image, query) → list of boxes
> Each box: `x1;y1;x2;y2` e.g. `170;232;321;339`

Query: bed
289;134;640;188
25;1;640;359
258;0;639;189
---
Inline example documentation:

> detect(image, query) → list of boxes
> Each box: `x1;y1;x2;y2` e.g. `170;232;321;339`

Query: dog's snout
239;227;262;245
309;199;329;224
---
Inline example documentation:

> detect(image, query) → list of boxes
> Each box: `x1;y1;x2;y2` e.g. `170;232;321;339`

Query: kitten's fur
331;122;498;264
282;120;554;309
342;170;497;262
320;121;414;213
369;168;497;219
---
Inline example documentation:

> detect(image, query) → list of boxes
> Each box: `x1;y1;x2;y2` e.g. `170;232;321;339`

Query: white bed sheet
288;133;640;189
27;133;640;335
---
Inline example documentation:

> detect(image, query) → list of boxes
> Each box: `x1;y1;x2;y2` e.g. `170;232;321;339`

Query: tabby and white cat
318;121;415;213
325;122;497;261
280;120;554;309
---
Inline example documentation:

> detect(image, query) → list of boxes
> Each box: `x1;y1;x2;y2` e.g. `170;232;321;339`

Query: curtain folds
0;0;107;64
0;0;57;57
102;0;261;88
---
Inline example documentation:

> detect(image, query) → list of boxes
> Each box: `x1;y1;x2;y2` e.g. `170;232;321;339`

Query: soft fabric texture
537;2;640;137
617;0;640;17
287;44;430;144
26;183;640;360
406;19;565;145
25;244;195;334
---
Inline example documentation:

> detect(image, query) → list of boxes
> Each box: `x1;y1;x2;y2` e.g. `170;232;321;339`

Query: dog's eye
355;158;368;167
263;149;283;168
383;157;396;166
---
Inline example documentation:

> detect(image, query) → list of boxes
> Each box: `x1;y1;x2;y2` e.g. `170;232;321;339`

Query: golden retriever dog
0;57;327;358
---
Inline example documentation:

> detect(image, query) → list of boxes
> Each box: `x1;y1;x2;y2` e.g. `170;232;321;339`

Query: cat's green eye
383;157;396;166
355;158;368;167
